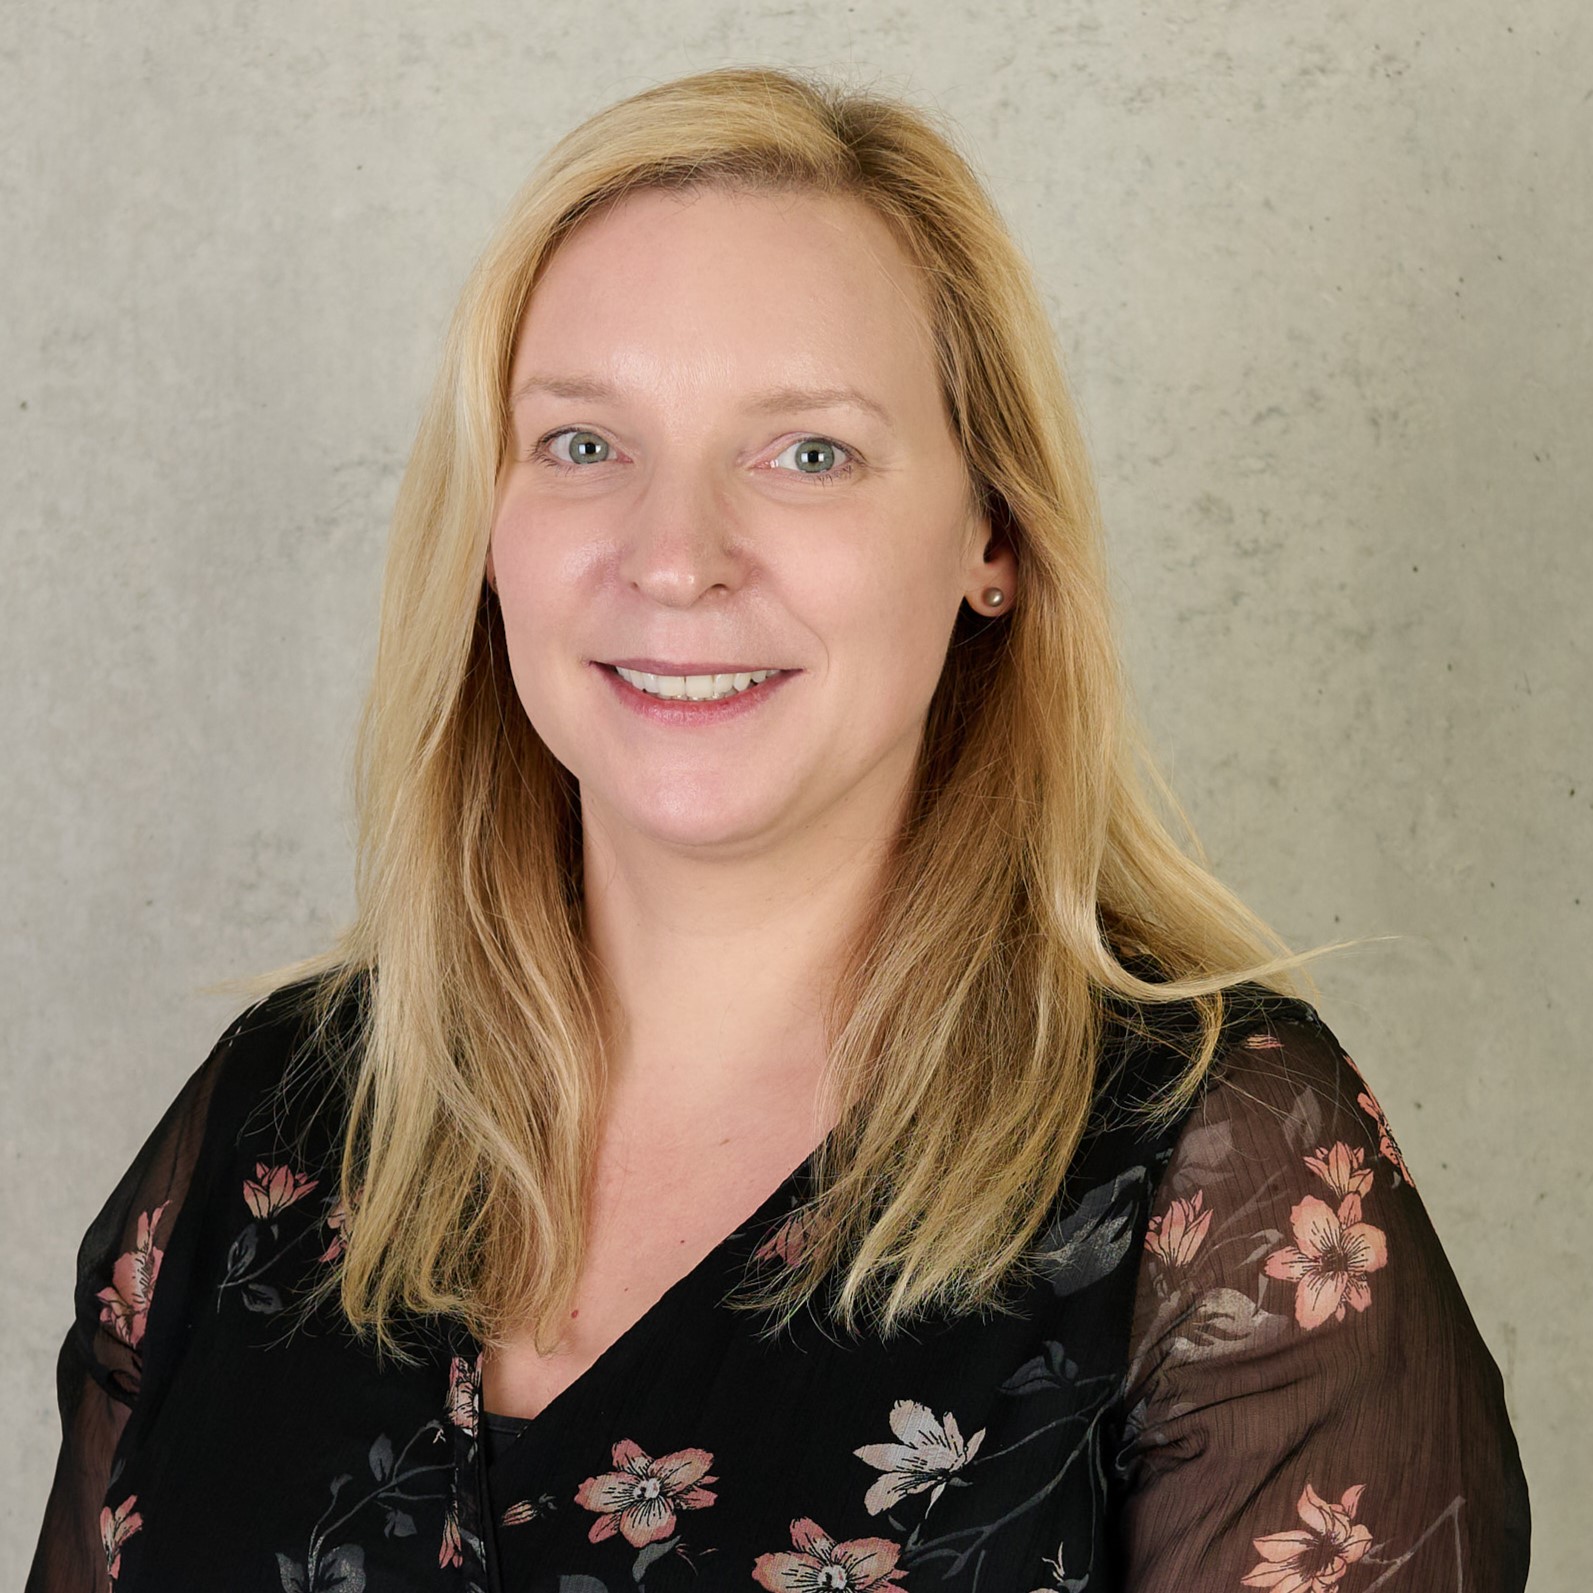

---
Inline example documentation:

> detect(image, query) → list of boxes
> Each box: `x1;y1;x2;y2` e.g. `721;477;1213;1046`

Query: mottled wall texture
3;3;1586;1585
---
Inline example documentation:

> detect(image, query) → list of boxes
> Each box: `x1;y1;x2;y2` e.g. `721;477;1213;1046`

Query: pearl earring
981;586;1006;609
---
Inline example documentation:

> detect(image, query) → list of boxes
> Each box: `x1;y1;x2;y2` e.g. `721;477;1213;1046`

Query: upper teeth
614;667;781;702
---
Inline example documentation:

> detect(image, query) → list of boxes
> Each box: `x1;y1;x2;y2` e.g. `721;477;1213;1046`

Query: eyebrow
508;374;893;428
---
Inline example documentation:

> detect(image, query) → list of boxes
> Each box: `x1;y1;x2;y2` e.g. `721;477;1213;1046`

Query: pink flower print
854;1398;985;1516
445;1354;479;1437
96;1202;169;1349
1303;1143;1374;1205
242;1162;319;1220
574;1438;717;1547
1145;1189;1212;1267
1242;1481;1373;1591
1357;1086;1416;1189
318;1192;353;1263
753;1210;811;1267
752;1516;907;1591
318;1181;364;1262
100;1493;144;1585
1264;1195;1388;1330
438;1504;463;1568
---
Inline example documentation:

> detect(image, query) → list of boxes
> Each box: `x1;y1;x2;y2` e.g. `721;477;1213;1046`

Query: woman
29;67;1528;1592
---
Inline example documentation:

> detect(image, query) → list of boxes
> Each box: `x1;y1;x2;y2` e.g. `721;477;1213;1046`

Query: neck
579;780;907;1132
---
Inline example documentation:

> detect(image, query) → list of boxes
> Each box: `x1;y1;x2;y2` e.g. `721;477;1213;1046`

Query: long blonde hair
220;66;1353;1360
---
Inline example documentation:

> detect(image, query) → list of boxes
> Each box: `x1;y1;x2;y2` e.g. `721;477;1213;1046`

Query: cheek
492;546;552;656
488;510;582;729
808;535;964;725
490;498;589;639
867;600;963;725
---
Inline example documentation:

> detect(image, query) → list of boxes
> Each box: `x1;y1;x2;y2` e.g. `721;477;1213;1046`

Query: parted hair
223;66;1348;1361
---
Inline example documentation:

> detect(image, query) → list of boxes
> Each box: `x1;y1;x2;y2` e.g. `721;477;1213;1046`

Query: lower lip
592;663;797;723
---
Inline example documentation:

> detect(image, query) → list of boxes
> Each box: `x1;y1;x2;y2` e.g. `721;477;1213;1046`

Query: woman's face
488;184;1014;857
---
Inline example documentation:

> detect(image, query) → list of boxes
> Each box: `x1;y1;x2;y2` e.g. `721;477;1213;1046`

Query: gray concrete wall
3;4;1585;1585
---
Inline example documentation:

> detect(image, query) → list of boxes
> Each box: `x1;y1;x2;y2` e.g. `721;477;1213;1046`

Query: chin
631;804;786;854
588;777;795;854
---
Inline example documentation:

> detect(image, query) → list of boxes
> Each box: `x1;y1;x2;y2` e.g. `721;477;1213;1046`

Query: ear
963;502;1018;614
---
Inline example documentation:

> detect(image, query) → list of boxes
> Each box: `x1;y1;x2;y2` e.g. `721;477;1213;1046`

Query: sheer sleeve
25;1011;245;1593
1118;1009;1530;1590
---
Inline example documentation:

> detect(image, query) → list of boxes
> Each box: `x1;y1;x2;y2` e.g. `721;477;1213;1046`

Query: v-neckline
470;1129;829;1442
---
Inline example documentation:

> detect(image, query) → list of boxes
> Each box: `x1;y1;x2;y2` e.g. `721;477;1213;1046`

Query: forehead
508;185;940;402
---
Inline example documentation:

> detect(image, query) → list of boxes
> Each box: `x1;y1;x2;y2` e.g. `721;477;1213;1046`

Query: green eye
773;437;854;480
560;430;610;463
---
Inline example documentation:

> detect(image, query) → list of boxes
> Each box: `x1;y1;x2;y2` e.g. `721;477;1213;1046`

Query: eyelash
532;428;860;486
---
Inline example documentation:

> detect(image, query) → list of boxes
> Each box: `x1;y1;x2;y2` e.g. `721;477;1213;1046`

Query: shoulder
65;971;366;1395
1092;980;1361;1135
146;972;365;1306
1178;994;1413;1198
221;968;366;1072
1081;984;1413;1239
204;969;368;1159
1137;990;1439;1361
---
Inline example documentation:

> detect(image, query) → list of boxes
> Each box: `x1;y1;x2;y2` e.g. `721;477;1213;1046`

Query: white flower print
853;1398;985;1516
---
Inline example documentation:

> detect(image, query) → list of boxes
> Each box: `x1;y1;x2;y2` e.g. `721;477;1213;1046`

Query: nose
616;455;745;607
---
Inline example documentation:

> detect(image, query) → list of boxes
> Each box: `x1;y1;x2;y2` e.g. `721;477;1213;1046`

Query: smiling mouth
605;663;787;703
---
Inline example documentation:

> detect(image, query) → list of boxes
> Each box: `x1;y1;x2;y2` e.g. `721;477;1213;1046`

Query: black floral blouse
27;976;1530;1592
